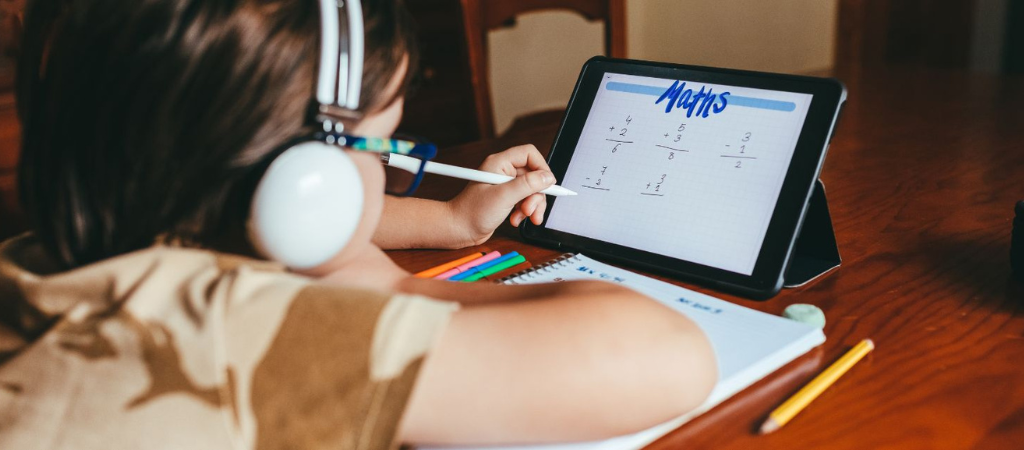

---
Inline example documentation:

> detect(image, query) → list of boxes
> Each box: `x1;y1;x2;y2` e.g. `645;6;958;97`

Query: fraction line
640;193;665;196
656;145;688;152
582;185;611;191
720;155;757;159
605;139;634;143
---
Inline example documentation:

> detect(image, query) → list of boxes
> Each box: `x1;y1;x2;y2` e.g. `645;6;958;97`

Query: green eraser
782;304;826;329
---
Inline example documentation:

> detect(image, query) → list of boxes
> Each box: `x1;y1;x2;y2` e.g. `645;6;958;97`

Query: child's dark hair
16;0;418;267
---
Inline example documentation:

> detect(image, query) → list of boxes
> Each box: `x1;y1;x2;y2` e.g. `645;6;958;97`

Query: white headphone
248;0;366;270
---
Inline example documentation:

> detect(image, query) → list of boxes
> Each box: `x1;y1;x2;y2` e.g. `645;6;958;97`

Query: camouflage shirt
0;234;457;450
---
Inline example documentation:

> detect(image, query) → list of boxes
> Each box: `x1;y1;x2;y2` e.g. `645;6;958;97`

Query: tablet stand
783;179;841;288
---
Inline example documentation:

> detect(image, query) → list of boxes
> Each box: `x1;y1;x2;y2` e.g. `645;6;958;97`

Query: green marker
461;255;527;282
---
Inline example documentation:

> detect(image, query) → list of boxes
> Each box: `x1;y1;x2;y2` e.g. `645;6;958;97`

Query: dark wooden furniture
0;0;23;86
398;0;484;147
0;95;20;241
0;0;24;240
834;0;989;71
1005;0;1024;74
399;0;625;146
459;0;625;139
388;67;1024;449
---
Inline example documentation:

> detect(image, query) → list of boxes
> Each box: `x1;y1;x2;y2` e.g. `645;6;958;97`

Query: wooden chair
459;0;626;139
0;0;26;241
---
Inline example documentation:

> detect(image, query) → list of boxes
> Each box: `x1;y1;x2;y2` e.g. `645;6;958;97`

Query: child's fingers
530;195;548;225
510;193;547;227
502;144;549;171
481;144;551;176
510;210;526;227
520;193;545;217
494;170;555;208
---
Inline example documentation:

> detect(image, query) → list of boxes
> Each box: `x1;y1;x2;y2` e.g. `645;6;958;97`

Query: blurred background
395;0;1023;147
1;0;1023;239
461;0;837;137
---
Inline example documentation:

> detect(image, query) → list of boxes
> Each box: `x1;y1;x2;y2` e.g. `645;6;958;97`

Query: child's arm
318;244;604;305
373;144;555;250
397;272;616;304
397;280;718;444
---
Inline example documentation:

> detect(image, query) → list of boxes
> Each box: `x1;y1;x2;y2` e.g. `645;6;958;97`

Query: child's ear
351;95;406;138
248;141;364;269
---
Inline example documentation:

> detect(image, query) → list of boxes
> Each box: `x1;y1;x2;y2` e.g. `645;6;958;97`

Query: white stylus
382;153;578;196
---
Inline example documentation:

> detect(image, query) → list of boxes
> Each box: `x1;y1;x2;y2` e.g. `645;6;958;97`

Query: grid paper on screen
546;73;813;275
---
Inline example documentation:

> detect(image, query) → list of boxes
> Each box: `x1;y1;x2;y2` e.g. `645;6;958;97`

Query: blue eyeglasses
321;132;437;196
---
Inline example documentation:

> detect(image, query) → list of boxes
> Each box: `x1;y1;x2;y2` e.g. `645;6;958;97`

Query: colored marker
415;252;485;278
450;252;521;281
434;251;501;280
461;254;528;282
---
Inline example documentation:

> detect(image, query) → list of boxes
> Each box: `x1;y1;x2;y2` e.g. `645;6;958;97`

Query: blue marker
449;252;522;281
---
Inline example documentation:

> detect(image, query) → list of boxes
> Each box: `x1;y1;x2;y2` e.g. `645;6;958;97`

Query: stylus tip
544;185;577;196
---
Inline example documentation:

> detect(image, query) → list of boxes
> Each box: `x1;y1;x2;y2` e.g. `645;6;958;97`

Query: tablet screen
545;72;814;275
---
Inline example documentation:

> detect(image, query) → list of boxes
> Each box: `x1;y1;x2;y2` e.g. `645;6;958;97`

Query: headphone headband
316;0;364;118
248;0;367;270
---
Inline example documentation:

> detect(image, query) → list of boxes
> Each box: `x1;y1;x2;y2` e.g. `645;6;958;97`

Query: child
0;0;716;448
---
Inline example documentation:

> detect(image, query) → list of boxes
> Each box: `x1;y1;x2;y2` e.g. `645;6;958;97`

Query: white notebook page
421;254;824;450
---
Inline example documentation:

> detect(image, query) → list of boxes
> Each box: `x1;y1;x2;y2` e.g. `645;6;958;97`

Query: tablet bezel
521;57;846;299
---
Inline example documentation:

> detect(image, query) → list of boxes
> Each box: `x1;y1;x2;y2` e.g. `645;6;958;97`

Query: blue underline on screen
605;81;798;112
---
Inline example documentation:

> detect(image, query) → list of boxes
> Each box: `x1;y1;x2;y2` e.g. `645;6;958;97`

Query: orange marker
415;252;485;278
435;251;501;280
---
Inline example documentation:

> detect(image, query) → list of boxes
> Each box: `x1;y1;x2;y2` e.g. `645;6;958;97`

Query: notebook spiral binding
498;253;579;284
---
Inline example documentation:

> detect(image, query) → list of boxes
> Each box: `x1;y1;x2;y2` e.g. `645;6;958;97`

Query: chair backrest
460;0;625;139
0;0;26;241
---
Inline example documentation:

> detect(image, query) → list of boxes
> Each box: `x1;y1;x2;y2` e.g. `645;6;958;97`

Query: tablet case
525;57;846;299
783;179;840;287
523;180;841;294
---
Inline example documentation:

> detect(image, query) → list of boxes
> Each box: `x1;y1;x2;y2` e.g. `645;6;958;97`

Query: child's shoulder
0;233;456;449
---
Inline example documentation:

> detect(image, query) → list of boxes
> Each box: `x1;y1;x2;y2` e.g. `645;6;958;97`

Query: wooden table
388;67;1024;449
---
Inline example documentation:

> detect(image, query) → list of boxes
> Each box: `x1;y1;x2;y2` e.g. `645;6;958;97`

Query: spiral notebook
422;254;824;450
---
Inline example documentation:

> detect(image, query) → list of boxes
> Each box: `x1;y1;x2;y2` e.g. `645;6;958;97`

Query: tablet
522;57;846;299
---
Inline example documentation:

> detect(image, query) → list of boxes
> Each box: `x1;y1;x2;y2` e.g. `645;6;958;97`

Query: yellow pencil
760;338;875;434
414;252;485;278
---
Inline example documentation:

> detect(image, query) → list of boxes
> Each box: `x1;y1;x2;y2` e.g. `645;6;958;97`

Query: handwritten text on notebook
576;265;627;283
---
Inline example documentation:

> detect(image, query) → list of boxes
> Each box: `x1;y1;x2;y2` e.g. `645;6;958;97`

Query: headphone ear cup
248;141;364;269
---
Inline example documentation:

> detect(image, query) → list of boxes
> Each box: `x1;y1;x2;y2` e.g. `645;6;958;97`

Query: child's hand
447;144;556;245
